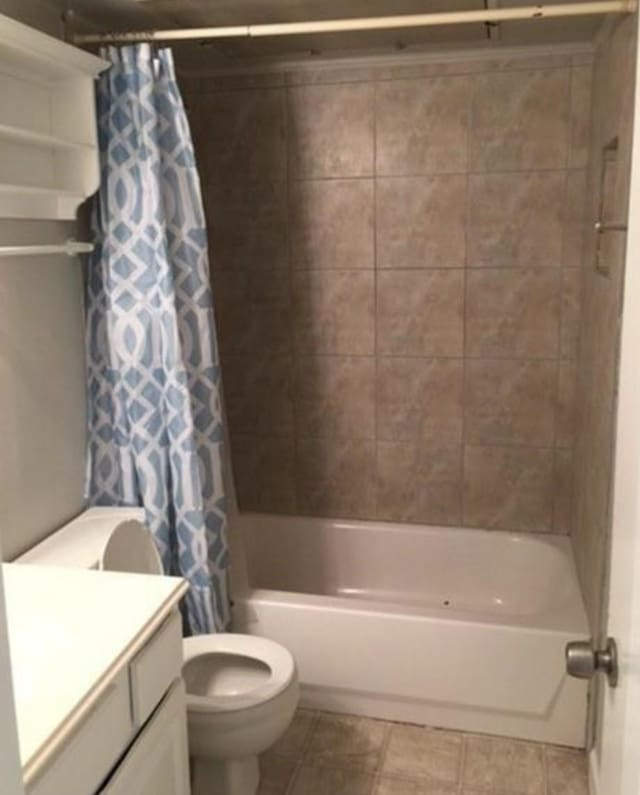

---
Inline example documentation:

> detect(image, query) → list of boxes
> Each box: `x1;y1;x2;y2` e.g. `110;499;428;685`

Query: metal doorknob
565;637;618;687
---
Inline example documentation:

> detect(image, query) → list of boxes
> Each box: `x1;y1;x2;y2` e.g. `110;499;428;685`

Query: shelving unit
0;14;108;220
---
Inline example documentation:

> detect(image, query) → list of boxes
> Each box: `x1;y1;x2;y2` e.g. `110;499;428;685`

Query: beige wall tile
292;270;375;355
463;446;554;532
467;172;564;268
557;360;578;449
305;714;387;771
294;356;375;440
377;270;464;356
203;57;587;530
469;69;570;171
376;176;467;269
376;357;463;446
205;182;287;271
200;73;285;92
201;88;286;184
553;449;574;535
463;736;545;795
569;66;593;169
464;359;556;447
289;179;374;270
285;65;378;85
290;765;375;795
465;269;561;359
295;438;376;518
563;170;588;269
376;76;470;175
222;355;293;436
561;269;582;358
376;441;462;525
546;747;588;795
288;83;374;178
231;434;296;513
382;725;462;784
213;270;291;357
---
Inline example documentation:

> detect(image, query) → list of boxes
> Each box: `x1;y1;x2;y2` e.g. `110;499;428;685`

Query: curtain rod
72;1;636;45
0;241;94;258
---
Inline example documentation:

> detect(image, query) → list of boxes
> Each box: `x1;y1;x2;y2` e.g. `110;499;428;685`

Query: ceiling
62;0;605;69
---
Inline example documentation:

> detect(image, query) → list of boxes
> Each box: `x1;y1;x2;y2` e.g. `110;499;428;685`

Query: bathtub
233;514;589;748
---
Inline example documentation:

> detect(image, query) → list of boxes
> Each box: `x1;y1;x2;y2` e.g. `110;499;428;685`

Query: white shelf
0;13;109;220
0;123;93;152
0;184;85;220
0;14;106;84
0;184;83;197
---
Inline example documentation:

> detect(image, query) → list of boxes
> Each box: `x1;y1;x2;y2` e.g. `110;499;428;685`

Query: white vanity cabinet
3;564;191;795
100;679;190;795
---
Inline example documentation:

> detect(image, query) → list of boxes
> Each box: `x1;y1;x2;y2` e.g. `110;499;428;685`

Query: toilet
20;510;299;795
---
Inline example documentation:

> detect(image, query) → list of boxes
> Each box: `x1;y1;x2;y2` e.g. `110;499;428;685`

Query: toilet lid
182;634;297;712
100;520;164;575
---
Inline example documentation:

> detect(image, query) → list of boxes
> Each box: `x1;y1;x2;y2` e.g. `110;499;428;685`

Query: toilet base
191;754;259;795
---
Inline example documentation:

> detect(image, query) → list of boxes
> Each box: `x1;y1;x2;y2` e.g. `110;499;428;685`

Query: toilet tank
16;507;148;570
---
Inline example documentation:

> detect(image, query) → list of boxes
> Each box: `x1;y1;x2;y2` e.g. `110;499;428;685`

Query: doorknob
565;637;618;687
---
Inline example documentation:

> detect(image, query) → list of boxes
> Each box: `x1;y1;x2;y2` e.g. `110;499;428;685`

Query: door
100;679;190;795
594;9;640;794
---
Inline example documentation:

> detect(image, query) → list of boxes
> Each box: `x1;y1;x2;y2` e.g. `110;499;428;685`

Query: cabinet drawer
100;679;190;795
129;610;183;727
28;669;132;795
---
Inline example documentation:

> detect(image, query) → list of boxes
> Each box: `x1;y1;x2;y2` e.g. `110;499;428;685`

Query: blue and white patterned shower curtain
85;44;229;633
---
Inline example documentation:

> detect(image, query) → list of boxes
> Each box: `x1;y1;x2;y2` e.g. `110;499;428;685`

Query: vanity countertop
2;563;187;783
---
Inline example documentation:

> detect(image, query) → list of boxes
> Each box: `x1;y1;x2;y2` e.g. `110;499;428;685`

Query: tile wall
183;50;591;533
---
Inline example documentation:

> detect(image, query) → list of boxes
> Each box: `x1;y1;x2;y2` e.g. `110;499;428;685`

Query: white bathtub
233;514;590;748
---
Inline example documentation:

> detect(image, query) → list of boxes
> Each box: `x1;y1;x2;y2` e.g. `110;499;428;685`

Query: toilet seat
183;634;297;713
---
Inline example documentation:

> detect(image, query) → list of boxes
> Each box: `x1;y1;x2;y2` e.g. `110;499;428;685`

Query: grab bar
594;221;627;233
0;240;94;258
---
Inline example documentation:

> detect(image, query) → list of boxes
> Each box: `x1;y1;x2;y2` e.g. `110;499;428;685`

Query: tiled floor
258;710;588;795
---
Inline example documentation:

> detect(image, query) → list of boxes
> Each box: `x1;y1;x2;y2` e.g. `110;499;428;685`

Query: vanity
3;563;191;795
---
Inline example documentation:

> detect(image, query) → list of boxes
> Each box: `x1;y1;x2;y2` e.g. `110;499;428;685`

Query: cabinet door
101;679;190;795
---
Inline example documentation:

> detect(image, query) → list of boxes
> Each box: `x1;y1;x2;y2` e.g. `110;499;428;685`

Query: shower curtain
85;44;229;634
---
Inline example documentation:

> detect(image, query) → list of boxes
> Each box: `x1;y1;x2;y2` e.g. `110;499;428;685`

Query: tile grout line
193;62;584;100
281;164;585;181
373;78;380;522
542;743;551;795
284;709;321;794
458;733;468;794
373;719;393;792
214;263;567;272
460;66;473;529
282;83;302;517
551;66;576;533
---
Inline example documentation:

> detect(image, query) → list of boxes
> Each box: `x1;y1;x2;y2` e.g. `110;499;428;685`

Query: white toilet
21;511;299;795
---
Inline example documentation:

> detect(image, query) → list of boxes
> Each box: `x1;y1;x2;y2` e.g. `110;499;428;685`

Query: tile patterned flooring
258;710;588;795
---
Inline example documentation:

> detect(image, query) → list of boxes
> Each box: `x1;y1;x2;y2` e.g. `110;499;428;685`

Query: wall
0;1;87;559
183;47;591;533
572;17;636;635
0;0;60;35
